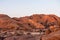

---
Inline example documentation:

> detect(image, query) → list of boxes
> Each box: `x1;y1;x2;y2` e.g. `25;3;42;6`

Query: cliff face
0;14;60;40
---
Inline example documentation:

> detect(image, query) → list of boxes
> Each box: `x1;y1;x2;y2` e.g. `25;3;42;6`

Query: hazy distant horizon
0;0;60;17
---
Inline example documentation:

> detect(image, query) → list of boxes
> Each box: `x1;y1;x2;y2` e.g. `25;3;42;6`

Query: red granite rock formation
13;14;60;32
42;30;60;40
0;14;19;29
0;14;60;40
12;14;60;40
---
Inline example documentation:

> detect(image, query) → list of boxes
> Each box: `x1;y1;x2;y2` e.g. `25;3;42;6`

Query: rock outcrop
42;30;60;40
0;14;60;40
0;14;19;29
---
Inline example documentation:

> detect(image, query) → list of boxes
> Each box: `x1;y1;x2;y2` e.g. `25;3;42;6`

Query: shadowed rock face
4;35;40;40
0;14;60;40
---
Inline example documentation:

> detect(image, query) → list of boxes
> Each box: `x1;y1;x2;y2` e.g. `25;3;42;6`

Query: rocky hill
0;14;60;40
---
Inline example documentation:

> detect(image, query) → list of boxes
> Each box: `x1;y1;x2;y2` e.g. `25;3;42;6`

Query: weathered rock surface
0;14;19;29
0;14;60;40
42;30;60;40
4;35;40;40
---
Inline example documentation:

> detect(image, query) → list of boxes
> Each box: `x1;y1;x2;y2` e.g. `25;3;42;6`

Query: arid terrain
0;14;60;40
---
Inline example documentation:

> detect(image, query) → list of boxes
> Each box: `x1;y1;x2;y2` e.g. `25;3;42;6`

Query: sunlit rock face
0;14;60;40
12;14;60;32
0;14;19;29
42;30;60;40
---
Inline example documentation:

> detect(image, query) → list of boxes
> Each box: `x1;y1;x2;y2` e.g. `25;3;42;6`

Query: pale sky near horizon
0;0;60;17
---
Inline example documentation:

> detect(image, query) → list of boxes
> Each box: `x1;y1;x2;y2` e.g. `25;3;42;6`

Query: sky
0;0;60;17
